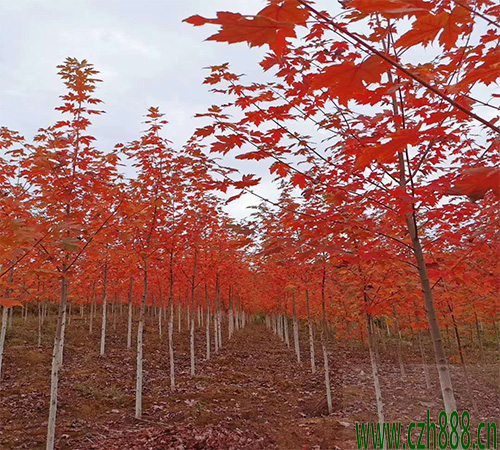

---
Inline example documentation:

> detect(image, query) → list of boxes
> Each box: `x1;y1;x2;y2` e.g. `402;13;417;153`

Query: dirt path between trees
85;323;351;449
1;317;497;449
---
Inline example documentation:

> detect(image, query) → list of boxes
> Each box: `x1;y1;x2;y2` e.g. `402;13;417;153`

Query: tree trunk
38;302;43;348
127;277;133;349
158;305;163;339
367;313;385;430
228;287;234;340
393;305;406;377
89;281;96;335
321;267;333;414
292;292;301;364
0;307;8;380
169;299;175;390
205;285;211;360
100;261;108;356
46;273;68;450
448;302;478;414
418;329;432;389
473;307;485;365
217;301;222;349
414;305;432;389
306;290;316;374
399;151;458;418
112;297;116;331
58;302;67;367
168;250;175;390
235;302;241;331
7;307;13;331
190;249;198;377
135;260;148;419
277;311;283;341
284;314;290;347
214;276;221;353
0;269;15;380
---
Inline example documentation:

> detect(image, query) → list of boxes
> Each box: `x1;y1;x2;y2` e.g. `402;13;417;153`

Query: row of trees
0;58;258;450
185;0;499;431
1;0;498;447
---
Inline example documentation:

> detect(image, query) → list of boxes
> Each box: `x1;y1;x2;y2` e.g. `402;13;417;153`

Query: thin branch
297;0;500;134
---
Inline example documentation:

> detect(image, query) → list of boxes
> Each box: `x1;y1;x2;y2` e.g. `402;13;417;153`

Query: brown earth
0;310;498;449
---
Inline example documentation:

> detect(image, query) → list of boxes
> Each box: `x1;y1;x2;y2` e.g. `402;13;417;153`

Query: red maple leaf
447;167;500;201
184;12;295;56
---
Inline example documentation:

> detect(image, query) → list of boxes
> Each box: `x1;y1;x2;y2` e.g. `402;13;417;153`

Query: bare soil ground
0;312;498;449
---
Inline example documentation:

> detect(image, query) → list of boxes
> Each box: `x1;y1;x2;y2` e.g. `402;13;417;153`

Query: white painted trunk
7;307;13;330
127;302;133;350
89;282;95;335
279;314;284;341
169;302;175;390
217;310;222;349
367;315;385;430
229;306;234;339
393;306;406;377
158;306;162;339
100;263;108;356
322;338;333;415
190;318;195;376
284;315;290;347
38;302;43;348
135;263;148;419
100;298;107;356
473;310;485;365
214;310;219;352
418;330;432;389
206;305;211;360
0;306;8;380
292;294;301;364
190;251;198;376
306;291;316;374
46;275;68;450
57;304;67;367
135;309;144;418
127;284;134;349
235;308;240;330
308;319;315;373
112;300;116;331
399;148;458;418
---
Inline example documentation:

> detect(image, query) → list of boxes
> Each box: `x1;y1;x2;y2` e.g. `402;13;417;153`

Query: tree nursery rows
0;0;498;449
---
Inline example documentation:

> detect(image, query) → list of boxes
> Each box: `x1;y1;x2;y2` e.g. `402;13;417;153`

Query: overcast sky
1;0;496;221
1;0;320;220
